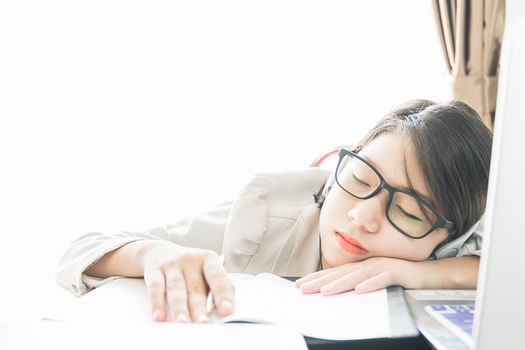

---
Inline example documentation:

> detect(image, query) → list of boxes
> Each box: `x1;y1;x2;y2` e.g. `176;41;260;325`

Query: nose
346;190;388;233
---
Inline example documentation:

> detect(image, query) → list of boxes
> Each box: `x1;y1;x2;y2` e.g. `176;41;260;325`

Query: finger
184;265;210;322
164;268;190;323
319;268;371;296
294;268;335;287
299;268;354;294
355;272;395;293
144;268;167;322
203;255;234;317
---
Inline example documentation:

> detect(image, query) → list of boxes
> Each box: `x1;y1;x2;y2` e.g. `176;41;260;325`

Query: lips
335;231;369;254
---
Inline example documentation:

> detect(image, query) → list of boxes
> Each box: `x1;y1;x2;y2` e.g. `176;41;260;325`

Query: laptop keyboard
424;304;474;348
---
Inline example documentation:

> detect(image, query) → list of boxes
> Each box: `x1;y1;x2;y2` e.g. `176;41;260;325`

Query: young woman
57;99;492;324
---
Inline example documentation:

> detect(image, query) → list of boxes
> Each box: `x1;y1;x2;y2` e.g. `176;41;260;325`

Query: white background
0;0;449;321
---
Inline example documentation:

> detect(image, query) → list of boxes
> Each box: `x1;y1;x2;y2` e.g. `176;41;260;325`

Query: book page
1;321;308;350
222;273;391;341
46;275;257;323
45;274;391;341
42;276;307;349
43;278;152;323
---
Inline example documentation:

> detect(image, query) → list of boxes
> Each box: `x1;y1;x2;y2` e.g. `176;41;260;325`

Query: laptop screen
473;5;525;349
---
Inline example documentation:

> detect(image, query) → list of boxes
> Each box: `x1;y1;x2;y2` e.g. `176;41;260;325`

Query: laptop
410;2;525;349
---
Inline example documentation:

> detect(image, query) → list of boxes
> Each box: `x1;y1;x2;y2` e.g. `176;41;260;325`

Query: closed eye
395;204;422;222
351;173;371;188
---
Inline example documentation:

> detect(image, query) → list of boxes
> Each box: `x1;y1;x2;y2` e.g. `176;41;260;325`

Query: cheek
318;203;333;241
378;230;448;261
319;191;344;242
388;243;433;261
319;189;351;228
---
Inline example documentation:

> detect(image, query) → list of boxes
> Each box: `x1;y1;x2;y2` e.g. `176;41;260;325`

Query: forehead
357;133;431;200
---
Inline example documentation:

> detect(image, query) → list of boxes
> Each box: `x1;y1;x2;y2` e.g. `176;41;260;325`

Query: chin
324;250;367;268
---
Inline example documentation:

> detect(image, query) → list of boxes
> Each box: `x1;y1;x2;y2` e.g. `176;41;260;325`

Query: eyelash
352;173;370;188
395;204;421;222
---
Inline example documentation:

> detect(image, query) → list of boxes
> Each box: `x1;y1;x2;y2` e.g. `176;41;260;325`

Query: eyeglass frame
334;148;456;239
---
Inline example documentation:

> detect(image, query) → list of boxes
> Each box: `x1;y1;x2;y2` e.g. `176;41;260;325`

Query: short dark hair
315;100;493;239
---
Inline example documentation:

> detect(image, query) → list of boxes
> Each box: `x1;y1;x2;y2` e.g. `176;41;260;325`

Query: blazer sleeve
56;201;232;296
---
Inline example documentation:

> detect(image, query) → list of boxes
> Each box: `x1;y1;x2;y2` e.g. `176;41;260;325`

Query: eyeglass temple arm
310;145;354;168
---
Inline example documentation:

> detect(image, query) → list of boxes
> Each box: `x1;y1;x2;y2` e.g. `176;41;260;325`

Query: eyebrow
359;154;434;204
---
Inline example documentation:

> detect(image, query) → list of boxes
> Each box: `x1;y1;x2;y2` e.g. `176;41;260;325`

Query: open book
219;273;391;340
45;273;418;342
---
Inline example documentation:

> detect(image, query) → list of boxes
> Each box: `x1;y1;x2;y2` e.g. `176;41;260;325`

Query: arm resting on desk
415;255;480;290
295;256;480;295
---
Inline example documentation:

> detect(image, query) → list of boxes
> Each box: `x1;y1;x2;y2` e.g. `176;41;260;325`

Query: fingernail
196;314;209;323
355;283;366;292
220;300;233;314
176;313;188;323
301;282;313;289
153;309;164;321
320;285;332;295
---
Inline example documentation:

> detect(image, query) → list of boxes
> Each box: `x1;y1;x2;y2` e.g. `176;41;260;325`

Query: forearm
414;256;480;289
85;239;177;279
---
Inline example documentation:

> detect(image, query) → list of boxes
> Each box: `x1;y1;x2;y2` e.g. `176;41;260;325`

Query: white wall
0;0;449;320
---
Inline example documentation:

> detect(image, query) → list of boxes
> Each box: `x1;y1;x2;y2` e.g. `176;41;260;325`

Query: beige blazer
56;168;483;297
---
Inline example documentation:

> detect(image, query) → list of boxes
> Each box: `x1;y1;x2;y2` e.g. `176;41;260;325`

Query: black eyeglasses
334;148;455;239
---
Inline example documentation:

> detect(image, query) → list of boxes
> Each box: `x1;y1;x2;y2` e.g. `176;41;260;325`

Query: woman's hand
295;257;424;295
140;242;234;323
